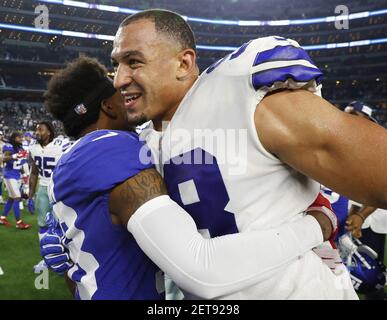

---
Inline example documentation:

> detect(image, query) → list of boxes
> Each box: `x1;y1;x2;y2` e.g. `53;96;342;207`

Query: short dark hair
37;121;56;142
44;56;110;138
120;9;196;53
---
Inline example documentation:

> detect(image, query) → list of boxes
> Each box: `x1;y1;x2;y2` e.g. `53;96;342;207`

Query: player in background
19;132;34;210
346;205;387;238
0;131;5;205
343;101;386;241
40;56;334;300
29;121;67;273
111;10;387;299
0;132;31;229
22;132;34;152
341;101;387;299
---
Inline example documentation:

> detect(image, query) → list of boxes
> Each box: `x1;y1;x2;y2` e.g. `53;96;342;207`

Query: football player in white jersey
29;121;66;272
111;9;387;299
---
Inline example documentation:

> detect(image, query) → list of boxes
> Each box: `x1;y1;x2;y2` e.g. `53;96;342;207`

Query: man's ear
176;48;197;81
101;99;116;119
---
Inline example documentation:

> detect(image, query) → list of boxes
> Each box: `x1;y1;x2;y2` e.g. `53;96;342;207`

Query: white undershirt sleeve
127;195;323;299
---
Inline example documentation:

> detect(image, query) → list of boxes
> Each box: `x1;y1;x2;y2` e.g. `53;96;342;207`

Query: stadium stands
0;0;386;132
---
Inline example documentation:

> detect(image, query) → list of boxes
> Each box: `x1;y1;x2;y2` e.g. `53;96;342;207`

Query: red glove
308;192;343;274
17;150;28;159
306;192;338;245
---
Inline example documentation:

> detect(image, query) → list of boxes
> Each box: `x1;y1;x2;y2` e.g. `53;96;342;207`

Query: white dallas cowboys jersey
29;138;69;186
142;36;357;299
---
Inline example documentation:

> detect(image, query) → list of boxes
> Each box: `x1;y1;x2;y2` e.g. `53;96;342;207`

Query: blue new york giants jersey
2;143;26;180
321;187;350;240
49;130;164;300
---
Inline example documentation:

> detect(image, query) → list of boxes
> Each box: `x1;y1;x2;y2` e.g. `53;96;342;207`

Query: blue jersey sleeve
56;130;154;194
2;143;13;153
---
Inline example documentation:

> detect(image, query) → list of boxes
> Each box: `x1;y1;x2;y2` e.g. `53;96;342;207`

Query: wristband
306;205;338;233
353;213;365;222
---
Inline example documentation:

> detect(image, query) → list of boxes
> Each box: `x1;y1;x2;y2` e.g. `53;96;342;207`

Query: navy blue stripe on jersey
252;64;323;90
253;45;315;67
230;41;252;60
273;36;287;41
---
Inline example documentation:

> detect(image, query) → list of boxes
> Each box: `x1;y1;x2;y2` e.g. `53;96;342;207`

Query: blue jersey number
206;41;251;74
34;156;56;178
163;148;238;237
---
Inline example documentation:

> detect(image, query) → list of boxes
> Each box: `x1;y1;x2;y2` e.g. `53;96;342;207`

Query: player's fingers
41;234;62;245
352;229;361;238
51;262;73;274
45;253;70;266
41;243;65;256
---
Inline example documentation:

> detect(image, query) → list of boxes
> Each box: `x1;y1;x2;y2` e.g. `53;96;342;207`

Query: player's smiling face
111;19;184;128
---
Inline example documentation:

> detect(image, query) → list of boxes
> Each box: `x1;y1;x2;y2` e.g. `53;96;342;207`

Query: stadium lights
34;0;387;26
1;22;387;52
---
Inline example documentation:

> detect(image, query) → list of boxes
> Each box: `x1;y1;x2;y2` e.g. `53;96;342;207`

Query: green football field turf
0;190;386;300
0;199;72;300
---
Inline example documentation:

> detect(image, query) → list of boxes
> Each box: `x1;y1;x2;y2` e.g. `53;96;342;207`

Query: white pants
4;178;21;198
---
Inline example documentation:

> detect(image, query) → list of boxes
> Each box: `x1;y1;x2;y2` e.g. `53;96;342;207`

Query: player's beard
36;136;43;144
126;111;148;127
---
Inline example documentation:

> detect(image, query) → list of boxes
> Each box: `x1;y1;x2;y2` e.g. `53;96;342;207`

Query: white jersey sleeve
205;36;323;98
128;195;324;299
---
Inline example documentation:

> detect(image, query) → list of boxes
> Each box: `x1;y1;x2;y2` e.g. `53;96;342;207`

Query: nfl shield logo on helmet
74;103;88;115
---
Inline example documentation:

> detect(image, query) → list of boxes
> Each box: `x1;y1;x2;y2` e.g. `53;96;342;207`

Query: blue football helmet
338;233;386;294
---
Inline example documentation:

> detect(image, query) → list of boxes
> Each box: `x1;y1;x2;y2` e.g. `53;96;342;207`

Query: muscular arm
255;89;387;209
109;168;327;299
28;156;39;199
109;168;167;224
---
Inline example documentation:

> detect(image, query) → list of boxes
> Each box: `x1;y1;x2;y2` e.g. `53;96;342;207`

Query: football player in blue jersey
0;130;5;205
0;132;31;229
41;56;335;300
110;9;387;299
